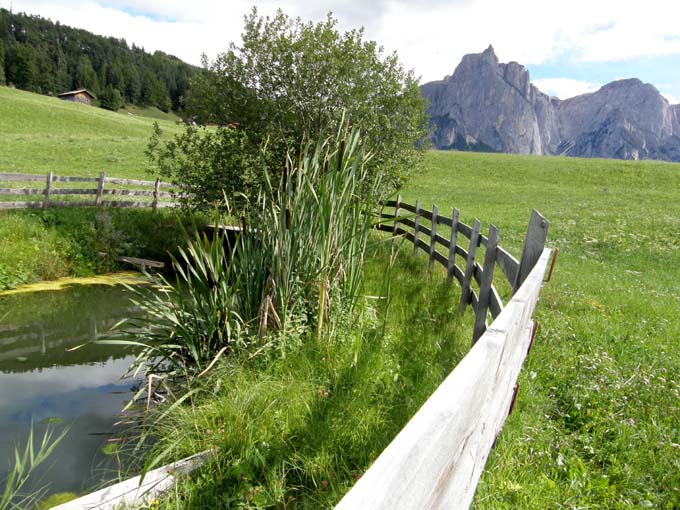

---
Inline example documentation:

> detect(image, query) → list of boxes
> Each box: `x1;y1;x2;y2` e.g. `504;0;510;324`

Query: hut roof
57;89;97;100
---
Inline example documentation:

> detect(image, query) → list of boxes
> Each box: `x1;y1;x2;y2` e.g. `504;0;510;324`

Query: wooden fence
336;197;554;510
0;172;182;210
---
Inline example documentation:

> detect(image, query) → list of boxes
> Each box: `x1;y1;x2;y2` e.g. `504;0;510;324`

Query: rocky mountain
422;46;680;162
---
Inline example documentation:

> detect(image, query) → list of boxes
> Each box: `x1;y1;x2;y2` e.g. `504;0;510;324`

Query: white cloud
532;78;601;99
4;0;680;88
661;92;679;105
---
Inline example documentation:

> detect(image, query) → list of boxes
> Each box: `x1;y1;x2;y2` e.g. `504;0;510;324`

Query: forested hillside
0;8;197;112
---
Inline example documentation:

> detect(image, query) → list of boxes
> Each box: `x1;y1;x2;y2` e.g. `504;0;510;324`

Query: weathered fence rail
0;172;182;210
336;197;554;510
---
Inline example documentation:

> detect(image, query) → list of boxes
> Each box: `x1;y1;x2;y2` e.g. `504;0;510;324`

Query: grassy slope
403;151;680;509
0;86;181;178
0;86;194;289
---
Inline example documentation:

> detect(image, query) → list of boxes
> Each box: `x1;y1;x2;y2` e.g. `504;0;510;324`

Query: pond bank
0;207;205;291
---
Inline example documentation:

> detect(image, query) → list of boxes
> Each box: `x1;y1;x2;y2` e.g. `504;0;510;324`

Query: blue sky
4;0;680;103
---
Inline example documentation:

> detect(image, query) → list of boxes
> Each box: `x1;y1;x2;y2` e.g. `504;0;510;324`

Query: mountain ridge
421;46;680;162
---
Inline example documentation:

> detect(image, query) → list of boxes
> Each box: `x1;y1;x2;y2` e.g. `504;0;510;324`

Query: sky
3;0;680;104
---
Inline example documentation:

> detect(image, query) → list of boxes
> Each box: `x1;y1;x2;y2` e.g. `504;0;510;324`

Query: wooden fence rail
0;172;183;210
376;196;549;343
336;198;553;510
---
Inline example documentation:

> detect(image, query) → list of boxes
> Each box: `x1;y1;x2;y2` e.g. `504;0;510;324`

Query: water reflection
0;282;143;497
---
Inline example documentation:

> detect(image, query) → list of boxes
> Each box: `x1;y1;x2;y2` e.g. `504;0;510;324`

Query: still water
0;279;144;498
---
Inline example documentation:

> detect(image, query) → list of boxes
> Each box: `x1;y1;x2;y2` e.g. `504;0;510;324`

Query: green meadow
1;87;679;507
405;152;680;509
0;86;181;178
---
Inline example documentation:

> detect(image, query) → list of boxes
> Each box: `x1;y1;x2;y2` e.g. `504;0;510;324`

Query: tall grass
0;425;68;510
123;124;383;381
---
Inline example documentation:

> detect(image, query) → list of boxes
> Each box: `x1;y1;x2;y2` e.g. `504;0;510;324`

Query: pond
0;275;146;500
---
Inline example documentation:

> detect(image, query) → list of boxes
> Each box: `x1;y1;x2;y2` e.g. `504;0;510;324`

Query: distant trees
152;8;428;208
0;8;197;111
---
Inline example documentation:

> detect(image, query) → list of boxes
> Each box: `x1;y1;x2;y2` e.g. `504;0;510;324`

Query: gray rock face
422;46;680;162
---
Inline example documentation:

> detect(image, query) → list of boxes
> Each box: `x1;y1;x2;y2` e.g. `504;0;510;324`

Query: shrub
150;8;428;209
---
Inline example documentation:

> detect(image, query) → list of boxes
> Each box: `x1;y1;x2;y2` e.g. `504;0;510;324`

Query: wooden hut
57;89;96;106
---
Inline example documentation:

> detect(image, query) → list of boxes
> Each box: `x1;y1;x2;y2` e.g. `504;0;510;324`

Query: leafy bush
151;8;428;209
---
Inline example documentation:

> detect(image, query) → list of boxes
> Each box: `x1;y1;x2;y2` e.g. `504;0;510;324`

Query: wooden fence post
459;218;480;314
413;200;421;256
512;210;549;294
96;171;105;207
392;194;402;238
447;208;459;283
43;171;53;208
472;225;499;344
152;178;161;212
428;204;438;271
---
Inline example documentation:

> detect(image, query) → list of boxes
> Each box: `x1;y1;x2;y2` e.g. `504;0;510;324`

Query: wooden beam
459;219;480;314
96;171;105;207
428;205;438;271
473;225;499;344
413;200;421;256
42;171;52;208
513;210;549;294
447;208;460;284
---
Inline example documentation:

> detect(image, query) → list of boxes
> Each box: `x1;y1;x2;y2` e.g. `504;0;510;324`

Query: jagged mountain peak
422;49;680;162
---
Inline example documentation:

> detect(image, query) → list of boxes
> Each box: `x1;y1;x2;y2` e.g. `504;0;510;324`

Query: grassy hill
1;86;679;506
0;86;182;179
403;151;680;509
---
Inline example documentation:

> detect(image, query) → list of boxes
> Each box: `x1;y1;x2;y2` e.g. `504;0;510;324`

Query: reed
120;122;383;380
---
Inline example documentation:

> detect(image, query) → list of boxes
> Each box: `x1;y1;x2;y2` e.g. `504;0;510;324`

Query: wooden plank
447;208;460;284
473;225;499;344
392;194;402;237
152;177;161;212
103;177;157;187
335;249;551;510
413;201;421;256
43;172;52;208
418;223;433;239
50;450;212;510
437;214;452;227
398;202;418;214
103;201;154;208
52;175;99;183
117;255;165;269
384;199;399;208
96;171;105;207
46;201;98;208
50;188;98;195
416;238;430;254
432;250;448;269
457;220;488;247
428;205;438;271
459;219;480;313
0;173;45;182
496;246;519;287
0;201;43;209
399;218;416;230
513;210;549;294
418;208;434;221
0;188;43;195
489;286;503;319
103;189;156;197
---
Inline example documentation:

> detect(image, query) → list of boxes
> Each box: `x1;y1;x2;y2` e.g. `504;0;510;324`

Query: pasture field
405;151;680;509
0;86;180;179
1;85;679;507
